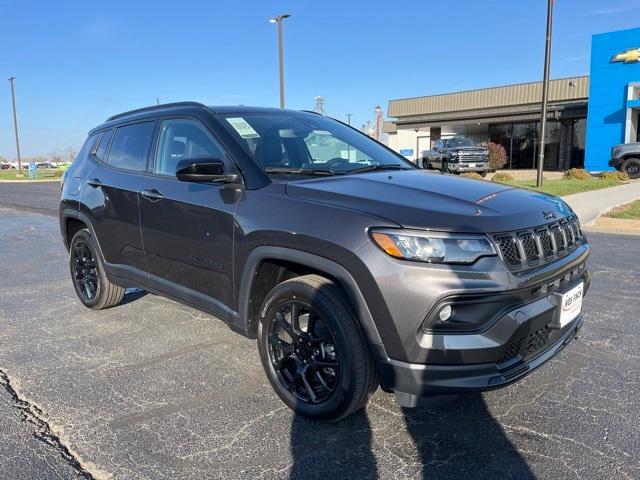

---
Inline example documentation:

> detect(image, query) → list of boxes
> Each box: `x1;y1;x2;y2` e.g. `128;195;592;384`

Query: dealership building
384;27;640;172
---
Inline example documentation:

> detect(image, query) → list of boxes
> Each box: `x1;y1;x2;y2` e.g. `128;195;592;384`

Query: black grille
493;216;583;271
551;224;566;253
499;325;552;365
537;228;554;258
518;232;540;263
498;339;522;364
495;235;522;267
526;326;551;357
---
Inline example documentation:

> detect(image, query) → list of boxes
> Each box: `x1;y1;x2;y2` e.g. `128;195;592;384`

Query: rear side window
93;129;113;163
107;122;155;172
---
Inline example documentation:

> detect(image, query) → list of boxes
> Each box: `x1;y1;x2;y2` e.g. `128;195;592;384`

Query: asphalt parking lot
0;182;638;479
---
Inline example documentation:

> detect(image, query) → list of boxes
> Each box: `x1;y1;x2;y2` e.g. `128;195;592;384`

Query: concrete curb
582;194;640;226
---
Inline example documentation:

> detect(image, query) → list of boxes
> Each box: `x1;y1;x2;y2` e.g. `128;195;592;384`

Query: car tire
480;171;488;178
69;229;125;310
621;158;640;179
257;274;378;421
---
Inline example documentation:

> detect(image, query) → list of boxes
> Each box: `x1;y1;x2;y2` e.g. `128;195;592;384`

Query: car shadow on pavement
119;288;148;306
289;394;534;479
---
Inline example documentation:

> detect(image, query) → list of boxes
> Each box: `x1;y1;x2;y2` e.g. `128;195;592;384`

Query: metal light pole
8;77;22;172
270;14;291;108
536;0;554;188
346;113;353;125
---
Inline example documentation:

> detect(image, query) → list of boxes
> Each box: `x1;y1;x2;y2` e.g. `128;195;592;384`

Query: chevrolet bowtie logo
611;48;640;63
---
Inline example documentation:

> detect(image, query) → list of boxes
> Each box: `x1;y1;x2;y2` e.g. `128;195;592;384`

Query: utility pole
270;14;291;108
8;77;22;172
314;96;325;115
537;0;554;188
346;113;353;125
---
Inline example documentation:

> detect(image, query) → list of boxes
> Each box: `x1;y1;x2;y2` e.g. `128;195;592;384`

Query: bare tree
63;146;78;163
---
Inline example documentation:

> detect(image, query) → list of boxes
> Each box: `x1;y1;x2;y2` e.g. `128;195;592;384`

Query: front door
139;117;241;317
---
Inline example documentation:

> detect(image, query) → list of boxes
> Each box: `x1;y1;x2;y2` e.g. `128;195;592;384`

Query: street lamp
270;13;291;108
536;0;554;187
346;113;353;125
8;77;22;172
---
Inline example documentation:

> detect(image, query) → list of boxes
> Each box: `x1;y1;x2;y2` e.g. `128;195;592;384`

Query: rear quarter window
76;134;100;164
93;129;113;163
106;121;155;172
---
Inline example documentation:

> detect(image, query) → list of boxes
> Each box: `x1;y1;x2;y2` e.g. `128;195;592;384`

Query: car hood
285;170;574;233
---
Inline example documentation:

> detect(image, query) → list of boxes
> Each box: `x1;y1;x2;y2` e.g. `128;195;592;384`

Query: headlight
370;229;496;264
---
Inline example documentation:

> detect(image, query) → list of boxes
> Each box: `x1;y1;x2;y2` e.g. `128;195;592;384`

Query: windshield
444;137;477;148
218;111;414;176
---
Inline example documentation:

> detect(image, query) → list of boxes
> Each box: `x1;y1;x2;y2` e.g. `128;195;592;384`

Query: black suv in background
59;102;589;420
422;136;490;175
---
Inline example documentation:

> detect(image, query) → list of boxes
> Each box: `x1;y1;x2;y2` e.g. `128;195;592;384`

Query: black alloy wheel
623;158;640;179
72;240;99;302
267;300;339;404
257;275;378;420
69;229;125;309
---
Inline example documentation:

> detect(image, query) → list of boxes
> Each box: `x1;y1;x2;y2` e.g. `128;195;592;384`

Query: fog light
438;305;452;322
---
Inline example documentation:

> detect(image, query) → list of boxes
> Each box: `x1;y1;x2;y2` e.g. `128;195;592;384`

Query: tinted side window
155;118;225;176
107;122;155;172
76;134;100;163
94;129;113;163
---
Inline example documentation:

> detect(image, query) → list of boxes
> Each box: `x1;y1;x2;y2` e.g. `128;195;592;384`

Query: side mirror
175;157;240;183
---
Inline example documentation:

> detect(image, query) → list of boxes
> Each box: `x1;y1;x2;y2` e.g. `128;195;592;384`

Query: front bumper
609;157;622;169
372;253;589;403
382;315;582;403
448;161;489;172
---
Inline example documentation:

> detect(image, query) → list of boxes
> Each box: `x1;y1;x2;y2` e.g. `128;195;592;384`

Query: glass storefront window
571;118;586;169
512;123;537;169
489;119;584;171
543;120;561;170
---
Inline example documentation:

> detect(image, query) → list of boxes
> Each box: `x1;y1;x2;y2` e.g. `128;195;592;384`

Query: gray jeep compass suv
59;102;589;420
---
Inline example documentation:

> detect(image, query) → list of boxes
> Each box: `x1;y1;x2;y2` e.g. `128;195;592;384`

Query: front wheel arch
238;247;386;356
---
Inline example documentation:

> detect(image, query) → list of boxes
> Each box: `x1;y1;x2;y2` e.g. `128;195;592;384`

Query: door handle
140;188;164;202
87;178;102;187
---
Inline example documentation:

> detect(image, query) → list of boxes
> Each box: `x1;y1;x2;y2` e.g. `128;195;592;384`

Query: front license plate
559;282;583;327
467;163;476;168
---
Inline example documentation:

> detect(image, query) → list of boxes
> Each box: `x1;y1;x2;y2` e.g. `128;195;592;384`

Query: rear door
138;117;241;316
84;120;156;278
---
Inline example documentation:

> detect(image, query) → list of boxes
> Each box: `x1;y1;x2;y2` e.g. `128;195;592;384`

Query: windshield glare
219;112;413;176
445;137;477;148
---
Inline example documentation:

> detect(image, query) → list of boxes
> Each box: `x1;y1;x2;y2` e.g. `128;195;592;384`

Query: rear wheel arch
238;247;385;356
61;210;107;264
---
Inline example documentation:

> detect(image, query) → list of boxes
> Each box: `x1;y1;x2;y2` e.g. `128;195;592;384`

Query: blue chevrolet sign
585;27;640;171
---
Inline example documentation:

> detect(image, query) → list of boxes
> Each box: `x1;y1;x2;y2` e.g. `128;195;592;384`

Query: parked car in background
422;136;490;175
1;163;15;170
609;143;640;179
59;102;589;420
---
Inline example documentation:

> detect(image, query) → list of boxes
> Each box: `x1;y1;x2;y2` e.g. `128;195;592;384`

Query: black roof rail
106;101;207;122
300;109;322;115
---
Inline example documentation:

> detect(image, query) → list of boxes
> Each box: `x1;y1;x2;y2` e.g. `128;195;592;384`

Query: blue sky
1;0;640;158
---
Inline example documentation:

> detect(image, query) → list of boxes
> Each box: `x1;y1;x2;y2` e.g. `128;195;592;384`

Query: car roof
89;103;318;135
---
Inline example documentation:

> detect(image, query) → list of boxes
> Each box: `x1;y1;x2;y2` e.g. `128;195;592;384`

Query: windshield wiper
264;167;336;176
346;164;410;174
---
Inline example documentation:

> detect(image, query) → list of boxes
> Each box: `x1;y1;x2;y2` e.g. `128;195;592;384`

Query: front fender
237;246;388;363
